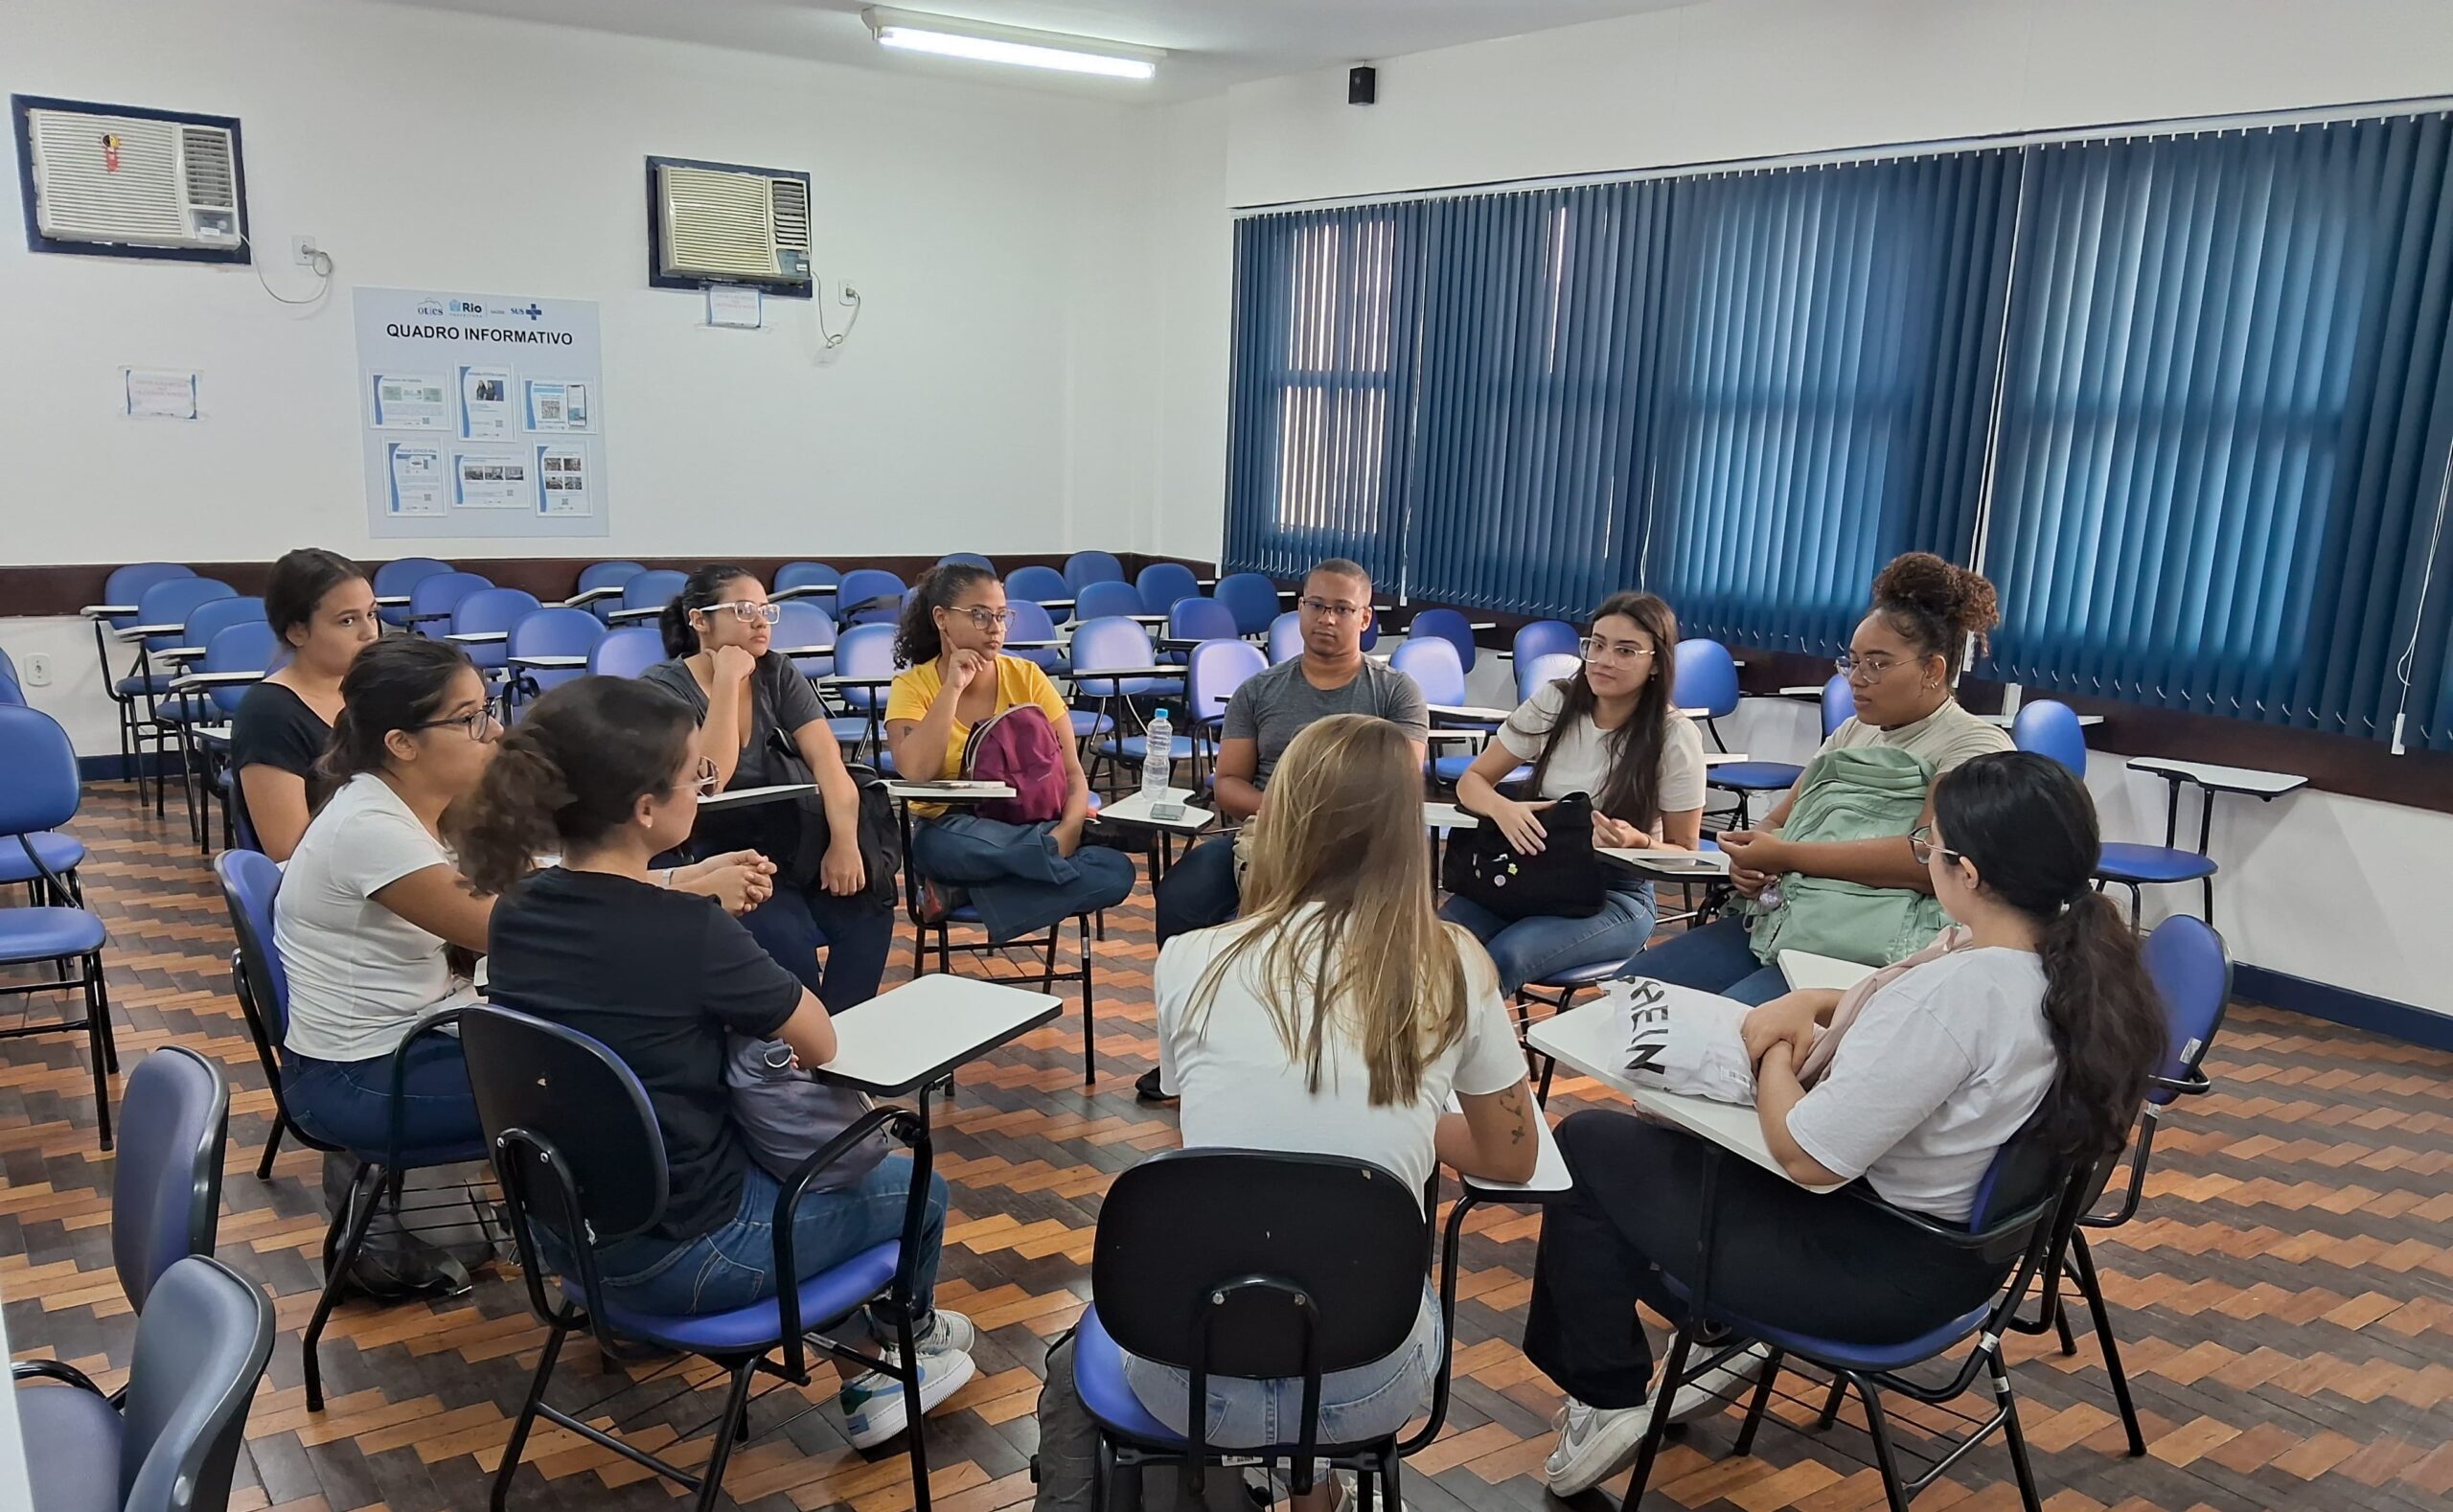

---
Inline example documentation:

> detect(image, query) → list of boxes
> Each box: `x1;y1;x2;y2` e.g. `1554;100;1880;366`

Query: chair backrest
1212;572;1282;637
577;560;645;595
1003;600;1066;675
1074;580;1143;623
1188;640;1268;723
587;625;665;678
510;605;606;660
1519;651;1582;704
214;848;290;1046
622;568;689;614
453;586;541;637
116;1256;274;1512
183;595;265;650
1408;608;1477;674
938;551;996;573
772;600;837;653
1513;618;1578;666
2011;699;2089;777
834;621;898;679
1071;617;1159;685
1167;597;1239;645
112;1046;229;1315
776;561;840;595
372;557;453;597
2142;916;2230;1103
1671;638;1740;719
407;571;493;633
1822;673;1857;737
1267;610;1303;665
0;705;81;837
1136;561;1201;616
1005;564;1071;617
1388;636;1467;705
0;648;20;706
1065;550;1126;589
203;621;282;715
137;578;236;652
105;563;196;628
1092;1149;1426;1380
837;568;906;626
459;1004;669;1246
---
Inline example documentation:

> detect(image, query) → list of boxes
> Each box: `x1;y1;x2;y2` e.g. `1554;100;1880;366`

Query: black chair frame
0;834;118;1147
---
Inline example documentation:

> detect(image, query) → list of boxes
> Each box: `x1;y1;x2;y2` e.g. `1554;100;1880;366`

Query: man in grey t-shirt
1139;559;1428;1100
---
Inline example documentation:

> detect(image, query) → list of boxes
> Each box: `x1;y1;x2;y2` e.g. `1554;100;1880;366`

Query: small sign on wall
706;285;764;329
123;367;198;420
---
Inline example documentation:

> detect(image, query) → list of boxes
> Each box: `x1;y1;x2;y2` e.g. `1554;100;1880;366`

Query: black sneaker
1135;1067;1178;1106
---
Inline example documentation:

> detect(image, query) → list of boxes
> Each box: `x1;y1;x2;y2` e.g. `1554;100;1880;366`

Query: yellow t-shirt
884;655;1072;811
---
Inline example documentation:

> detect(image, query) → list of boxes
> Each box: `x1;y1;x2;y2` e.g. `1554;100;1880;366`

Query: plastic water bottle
1141;708;1173;801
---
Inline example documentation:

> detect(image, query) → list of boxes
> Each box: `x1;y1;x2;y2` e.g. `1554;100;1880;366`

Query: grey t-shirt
1222;656;1431;788
640;654;827;790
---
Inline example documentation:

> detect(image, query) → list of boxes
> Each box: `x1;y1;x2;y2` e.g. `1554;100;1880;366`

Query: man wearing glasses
1137;559;1429;1102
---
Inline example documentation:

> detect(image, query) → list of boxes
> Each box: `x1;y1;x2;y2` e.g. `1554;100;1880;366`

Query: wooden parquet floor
5;781;2452;1512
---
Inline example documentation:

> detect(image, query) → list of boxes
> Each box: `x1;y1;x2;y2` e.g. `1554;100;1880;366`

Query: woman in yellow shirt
883;564;1135;941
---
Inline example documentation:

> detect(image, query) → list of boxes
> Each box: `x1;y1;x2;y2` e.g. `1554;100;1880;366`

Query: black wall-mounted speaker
1349;65;1377;105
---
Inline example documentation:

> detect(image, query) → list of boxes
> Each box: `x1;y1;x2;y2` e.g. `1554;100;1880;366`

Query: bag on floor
1441;791;1605;920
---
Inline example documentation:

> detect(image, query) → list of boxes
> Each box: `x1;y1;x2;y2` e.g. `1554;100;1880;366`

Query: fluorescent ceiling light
861;7;1163;80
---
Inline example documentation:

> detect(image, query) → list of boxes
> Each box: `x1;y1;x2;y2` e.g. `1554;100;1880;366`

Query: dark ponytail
660;563;753;658
1932;752;2166;1165
320;636;473;785
448;676;697;897
265;548;366;647
895;563;995;667
1870;552;2002;676
1529;591;1677;826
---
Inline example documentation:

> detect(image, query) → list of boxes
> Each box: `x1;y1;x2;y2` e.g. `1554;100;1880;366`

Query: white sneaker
839;1340;976;1451
865;1306;976;1359
1543;1396;1653;1498
1668;1341;1772;1424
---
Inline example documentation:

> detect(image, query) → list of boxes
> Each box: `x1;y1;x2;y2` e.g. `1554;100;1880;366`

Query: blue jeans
1123;1286;1443;1450
910;813;1135;943
1440;882;1659;997
1155;835;1241;946
738;882;894;1011
587;1155;947;1317
1620;915;1788;1004
285;1032;481;1156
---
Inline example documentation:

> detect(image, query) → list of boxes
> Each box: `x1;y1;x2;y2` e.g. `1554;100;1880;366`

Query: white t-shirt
1156;907;1526;1203
275;773;480;1062
1785;947;2057;1223
1823;698;2012;775
1494;682;1708;818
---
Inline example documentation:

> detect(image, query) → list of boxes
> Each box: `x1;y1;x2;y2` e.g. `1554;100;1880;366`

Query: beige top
1823;698;2012;775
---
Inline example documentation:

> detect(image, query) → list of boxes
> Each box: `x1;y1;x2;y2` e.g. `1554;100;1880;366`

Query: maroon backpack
960;704;1069;824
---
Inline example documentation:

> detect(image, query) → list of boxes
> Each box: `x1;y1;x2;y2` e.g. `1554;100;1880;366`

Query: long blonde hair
1186;714;1479;1106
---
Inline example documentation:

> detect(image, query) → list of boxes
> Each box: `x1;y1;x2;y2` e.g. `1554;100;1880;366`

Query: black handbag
1440;790;1607;920
694;731;902;908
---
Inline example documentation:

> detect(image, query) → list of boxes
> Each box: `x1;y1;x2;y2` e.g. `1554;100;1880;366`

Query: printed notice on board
459;365;513;439
372;374;449;430
386;443;446;515
524;378;592;433
124;368;199;421
454;451;531;509
536;445;593;516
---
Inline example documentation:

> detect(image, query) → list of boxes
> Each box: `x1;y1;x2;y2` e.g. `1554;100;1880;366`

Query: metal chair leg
85;963;115;1150
1992;1349;2047;1512
305;1160;387;1411
1814;1376;1846;1430
491;1318;569;1511
1853;1374;1915;1512
1619;1325;1693;1505
1731;1346;1785;1456
256;1119;286;1180
1079;914;1096;1087
2071;1231;2146;1456
691;1359;762;1512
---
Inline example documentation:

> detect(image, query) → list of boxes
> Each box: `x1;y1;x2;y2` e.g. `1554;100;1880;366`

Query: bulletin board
353;286;609;538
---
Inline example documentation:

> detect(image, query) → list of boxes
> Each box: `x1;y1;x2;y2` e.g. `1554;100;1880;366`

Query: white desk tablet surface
814;974;1063;1097
1778;950;1876;994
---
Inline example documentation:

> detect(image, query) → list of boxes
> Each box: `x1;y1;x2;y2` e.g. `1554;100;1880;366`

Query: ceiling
376;0;1698;102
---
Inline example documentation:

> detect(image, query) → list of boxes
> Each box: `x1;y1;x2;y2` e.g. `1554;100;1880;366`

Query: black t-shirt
228;681;332;840
485;867;803;1239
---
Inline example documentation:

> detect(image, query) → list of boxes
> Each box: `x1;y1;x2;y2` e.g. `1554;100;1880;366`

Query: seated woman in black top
640;564;895;1011
454;676;974;1451
229;548;378;859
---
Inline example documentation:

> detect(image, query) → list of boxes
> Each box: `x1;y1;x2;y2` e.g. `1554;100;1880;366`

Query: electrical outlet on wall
21;653;53;687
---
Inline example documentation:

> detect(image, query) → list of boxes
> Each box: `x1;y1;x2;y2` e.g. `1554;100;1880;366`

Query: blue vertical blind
1404;182;1670;618
1643;152;2021;653
1980;117;2453;740
1224;204;1428;587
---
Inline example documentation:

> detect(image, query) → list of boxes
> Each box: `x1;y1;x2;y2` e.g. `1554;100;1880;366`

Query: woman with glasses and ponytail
1441;591;1707;996
1531;751;2167;1496
642;564;896;1010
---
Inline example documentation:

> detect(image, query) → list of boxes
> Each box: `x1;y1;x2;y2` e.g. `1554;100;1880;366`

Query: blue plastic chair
213;848;488;1409
112;1046;231;1312
507;606;607;712
460;1003;939;1512
373;557;452;628
178;618;283;853
0;648;18;705
1213;572;1283;638
451;586;541;676
1409;608;1479;676
1072;617;1180;703
101;562;195;628
1163;597;1238;663
1267;610;1303;665
1512;618;1578;667
1517;651;1581;704
404;570;493;637
1186;639;1265;735
1065;550;1126;590
1822;674;1857;738
574;560;646;624
1074;580;1145;624
1005;564;1072;622
124;578;236;701
2012;699;2217;927
0;706;119;1147
938;551;996;573
1675;639;1802;827
618;568;688;627
1003;599;1067;678
147;597;264;796
827;622;899;756
772;601;837;680
11;1255;273;1512
775;561;841;606
1135;561;1201;618
1393;639;1521;789
837;568;907;627
588;626;666;679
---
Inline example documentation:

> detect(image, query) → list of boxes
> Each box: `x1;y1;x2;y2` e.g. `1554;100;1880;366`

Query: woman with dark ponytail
1527;751;2166;1497
460;676;977;1448
641;564;895;1009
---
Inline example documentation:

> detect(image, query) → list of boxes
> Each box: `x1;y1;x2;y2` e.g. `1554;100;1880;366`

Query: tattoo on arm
1501;1088;1526;1143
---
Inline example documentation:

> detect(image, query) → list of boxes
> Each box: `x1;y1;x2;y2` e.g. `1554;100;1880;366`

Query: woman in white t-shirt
1441;591;1707;996
1528;752;2167;1498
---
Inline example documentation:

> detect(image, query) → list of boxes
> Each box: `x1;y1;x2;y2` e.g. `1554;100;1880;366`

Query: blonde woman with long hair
1048;714;1537;1511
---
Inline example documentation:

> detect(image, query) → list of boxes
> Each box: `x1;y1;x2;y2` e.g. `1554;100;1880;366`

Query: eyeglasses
951;606;1018;630
1907;825;1965;867
1297;597;1366;620
414;706;500;742
1835;652;1910;683
703;600;781;626
688;756;721;797
1579;637;1656;666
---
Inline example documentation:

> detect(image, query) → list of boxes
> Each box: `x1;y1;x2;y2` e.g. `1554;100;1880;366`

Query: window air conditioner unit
649;157;813;295
14;96;246;260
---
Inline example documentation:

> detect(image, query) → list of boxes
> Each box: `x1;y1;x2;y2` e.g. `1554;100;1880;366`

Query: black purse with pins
1440;790;1608;920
